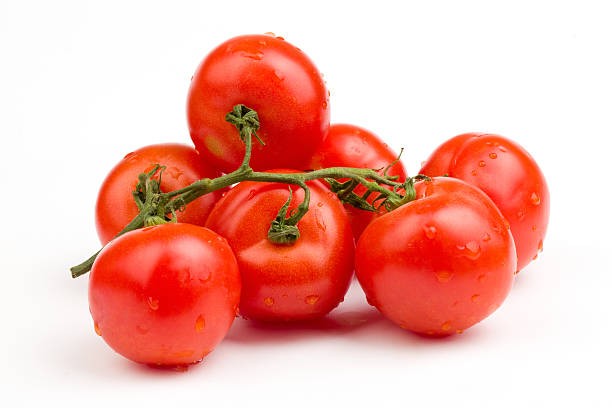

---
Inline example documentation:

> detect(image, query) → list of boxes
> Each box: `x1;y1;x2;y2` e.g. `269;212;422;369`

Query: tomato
355;177;516;336
95;143;223;245
187;34;330;173
89;223;241;366
205;171;354;322
308;124;407;239
419;133;549;271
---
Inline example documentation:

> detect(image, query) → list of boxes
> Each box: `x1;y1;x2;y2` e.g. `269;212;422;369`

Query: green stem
70;104;423;278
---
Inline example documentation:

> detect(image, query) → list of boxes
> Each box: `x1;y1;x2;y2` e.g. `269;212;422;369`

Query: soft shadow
224;306;384;345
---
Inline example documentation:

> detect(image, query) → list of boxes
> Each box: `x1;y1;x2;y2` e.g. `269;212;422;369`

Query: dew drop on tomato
305;295;320;305
195;315;206;332
148;297;159;310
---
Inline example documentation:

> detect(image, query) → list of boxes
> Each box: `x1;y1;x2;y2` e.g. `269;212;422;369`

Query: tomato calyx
267;187;303;245
71;105;429;278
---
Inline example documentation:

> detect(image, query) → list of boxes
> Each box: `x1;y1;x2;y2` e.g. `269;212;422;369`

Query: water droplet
517;210;525;220
136;324;149;335
315;211;327;232
458;241;481;260
532;254;538;260
423;225;436;239
471;169;477;176
471;294;480;303
242;51;264;60
456;329;463;334
322;101;328;109
264;297;274;307
503;218;510;230
538;240;544;252
276;36;285;40
123;151;136;160
273;69;285;81
493;141;500;146
94;322;101;336
148;297;159;310
436;270;453;283
532;225;537;231
530;192;541;205
489;152;498;159
441;321;452;331
399;323;409;330
167;166;184;181
247;189;256;200
482;232;491;242
485;141;493;146
498;145;507;152
305;295;320;305
317;201;324;207
478;274;486;282
195;315;206;332
264;31;275;36
258;40;267;46
478;160;486;167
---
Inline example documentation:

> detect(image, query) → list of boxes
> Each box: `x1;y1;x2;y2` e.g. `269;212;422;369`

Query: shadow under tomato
223;306;385;345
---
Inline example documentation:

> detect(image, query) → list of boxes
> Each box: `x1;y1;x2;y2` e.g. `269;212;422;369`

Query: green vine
70;104;428;278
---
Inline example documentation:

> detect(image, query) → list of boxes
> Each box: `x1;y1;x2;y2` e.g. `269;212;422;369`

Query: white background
1;0;611;406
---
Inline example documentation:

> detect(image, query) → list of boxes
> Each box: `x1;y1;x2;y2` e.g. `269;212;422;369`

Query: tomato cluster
82;33;549;368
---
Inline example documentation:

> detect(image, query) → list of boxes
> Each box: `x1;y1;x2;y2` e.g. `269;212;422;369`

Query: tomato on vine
355;177;516;336
419;133;549;271
89;223;241;366
205;171;354;322
95;143;223;245
187;34;330;173
308;124;407;238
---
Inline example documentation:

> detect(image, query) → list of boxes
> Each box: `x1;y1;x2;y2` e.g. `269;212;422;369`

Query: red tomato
205;171;354;322
89;223;241;366
187;34;330;173
419;133;549;271
308;124;407;239
95;143;223;245
355;177;516;336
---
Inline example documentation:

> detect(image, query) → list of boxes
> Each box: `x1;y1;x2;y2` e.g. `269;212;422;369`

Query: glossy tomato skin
355;177;516;336
95;143;223;245
205;171;354;322
187;34;330;173
419;133;549;271
308;124;407;239
89;223;240;366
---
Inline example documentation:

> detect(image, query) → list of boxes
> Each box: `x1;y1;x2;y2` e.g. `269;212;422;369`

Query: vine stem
70;104;422;278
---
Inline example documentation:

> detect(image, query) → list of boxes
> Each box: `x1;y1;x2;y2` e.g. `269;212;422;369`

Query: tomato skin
89;223;241;366
419;133;549;271
355;177;516;336
308;124;407;239
187;34;330;173
205;171;354;322
95;143;223;245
